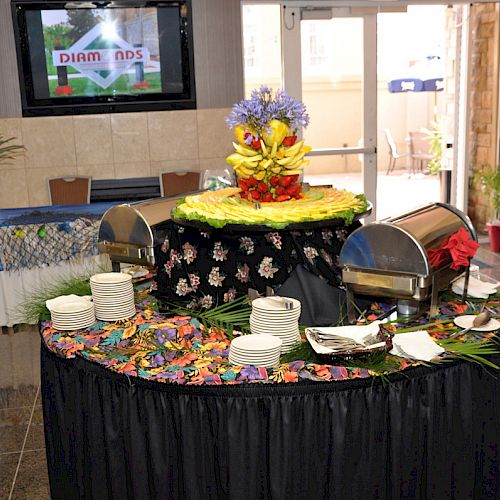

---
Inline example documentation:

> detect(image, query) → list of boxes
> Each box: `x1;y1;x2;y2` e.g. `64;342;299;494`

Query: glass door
281;5;378;219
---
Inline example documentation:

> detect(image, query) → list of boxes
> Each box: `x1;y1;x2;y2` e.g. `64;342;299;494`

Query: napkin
45;294;92;312
452;275;499;299
305;321;385;355
390;331;444;361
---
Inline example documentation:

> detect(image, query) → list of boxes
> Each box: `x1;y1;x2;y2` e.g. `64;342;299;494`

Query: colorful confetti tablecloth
41;300;500;386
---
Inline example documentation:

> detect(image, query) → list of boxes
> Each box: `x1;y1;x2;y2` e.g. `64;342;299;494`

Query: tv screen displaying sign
12;1;195;116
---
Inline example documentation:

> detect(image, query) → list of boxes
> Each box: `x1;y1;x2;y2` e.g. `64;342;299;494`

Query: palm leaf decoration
162;296;251;339
0;135;25;164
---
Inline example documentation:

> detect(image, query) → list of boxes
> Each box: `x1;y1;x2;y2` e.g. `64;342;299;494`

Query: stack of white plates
229;334;282;368
90;273;136;321
250;296;301;353
47;296;96;330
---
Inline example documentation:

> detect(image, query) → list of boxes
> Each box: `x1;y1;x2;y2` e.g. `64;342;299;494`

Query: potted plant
476;164;500;252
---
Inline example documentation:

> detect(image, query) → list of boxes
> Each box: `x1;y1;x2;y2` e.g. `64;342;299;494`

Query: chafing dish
98;195;185;270
338;203;477;317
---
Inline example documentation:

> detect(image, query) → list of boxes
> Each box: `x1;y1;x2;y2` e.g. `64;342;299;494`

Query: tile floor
0;241;498;500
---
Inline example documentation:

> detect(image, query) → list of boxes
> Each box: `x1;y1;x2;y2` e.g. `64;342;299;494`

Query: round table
40;342;499;500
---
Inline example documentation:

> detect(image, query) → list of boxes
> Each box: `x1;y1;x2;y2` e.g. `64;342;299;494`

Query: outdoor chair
409;131;433;174
48;176;91;205
159;171;201;197
384;128;409;175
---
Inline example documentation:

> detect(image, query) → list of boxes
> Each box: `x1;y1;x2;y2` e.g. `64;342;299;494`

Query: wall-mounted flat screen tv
12;0;195;116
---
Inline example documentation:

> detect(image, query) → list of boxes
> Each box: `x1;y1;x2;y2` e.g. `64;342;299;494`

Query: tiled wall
0;108;234;208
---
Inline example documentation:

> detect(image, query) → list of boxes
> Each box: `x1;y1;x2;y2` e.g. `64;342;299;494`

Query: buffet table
40;304;500;500
0;203;114;326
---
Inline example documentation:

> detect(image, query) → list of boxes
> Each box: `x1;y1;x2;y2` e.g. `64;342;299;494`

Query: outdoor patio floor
306;168;441;220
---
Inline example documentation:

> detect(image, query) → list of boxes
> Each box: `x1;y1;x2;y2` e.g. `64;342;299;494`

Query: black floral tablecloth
155;219;361;307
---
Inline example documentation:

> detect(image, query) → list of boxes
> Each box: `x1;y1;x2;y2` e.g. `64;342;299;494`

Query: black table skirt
41;344;500;500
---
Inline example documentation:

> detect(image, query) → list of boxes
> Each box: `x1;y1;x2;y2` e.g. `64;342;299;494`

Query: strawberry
288;174;300;184
257;182;269;193
269;176;279;186
282;135;297;147
279;176;293;187
250;190;261;200
276;195;291;202
237;178;249;191
285;184;301;197
262;192;274;202
276;186;286;196
251;138;261;149
247;176;258;187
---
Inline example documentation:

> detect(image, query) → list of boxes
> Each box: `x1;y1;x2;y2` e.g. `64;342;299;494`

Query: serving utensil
448;311;492;339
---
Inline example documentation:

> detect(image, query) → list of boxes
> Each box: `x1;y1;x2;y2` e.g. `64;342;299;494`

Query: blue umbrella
388;55;444;93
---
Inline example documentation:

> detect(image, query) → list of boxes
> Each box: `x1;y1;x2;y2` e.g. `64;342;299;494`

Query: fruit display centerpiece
225;86;311;202
172;87;369;229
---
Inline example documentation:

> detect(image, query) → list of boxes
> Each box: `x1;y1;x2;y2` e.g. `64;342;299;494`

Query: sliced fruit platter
171;187;370;230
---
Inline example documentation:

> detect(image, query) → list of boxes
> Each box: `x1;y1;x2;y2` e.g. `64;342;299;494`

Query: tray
306;324;393;363
172;204;372;233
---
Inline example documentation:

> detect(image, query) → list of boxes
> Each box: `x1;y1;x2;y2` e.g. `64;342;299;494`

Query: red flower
282;135;297;147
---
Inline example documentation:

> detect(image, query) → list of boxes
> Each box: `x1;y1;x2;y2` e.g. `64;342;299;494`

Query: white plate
50;301;94;313
251;308;301;318
250;316;299;324
95;306;136;315
90;273;132;284
52;319;95;330
252;296;301;311
46;295;92;312
230;334;282;351
96;313;136;322
51;314;95;325
95;308;136;318
453;315;500;332
93;303;135;309
229;355;280;363
90;284;133;290
230;348;281;357
228;356;280;368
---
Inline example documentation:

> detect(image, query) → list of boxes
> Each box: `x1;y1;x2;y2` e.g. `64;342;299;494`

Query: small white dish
453;315;500;332
90;273;132;284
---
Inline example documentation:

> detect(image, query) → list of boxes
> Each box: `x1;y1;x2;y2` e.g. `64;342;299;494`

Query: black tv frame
11;0;196;116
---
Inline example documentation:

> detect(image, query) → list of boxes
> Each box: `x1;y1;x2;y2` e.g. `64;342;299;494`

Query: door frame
281;4;378;219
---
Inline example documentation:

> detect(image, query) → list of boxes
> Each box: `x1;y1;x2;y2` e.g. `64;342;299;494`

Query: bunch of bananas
226;138;311;181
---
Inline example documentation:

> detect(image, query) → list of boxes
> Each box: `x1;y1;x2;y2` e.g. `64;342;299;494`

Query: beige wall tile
22;117;76;168
26;166;77;207
74;115;113;165
197;108;233;159
0;118;25;170
76;163;115;180
111;113;150;164
148;110;198;161
150;159;200;177
115;161;151;178
0;169;29;208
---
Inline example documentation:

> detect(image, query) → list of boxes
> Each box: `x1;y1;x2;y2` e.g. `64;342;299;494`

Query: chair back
160;171;200;197
384;128;398;157
409;132;431;155
48;176;91;205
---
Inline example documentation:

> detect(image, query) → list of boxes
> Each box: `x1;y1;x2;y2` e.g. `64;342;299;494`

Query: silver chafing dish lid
339;203;477;276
